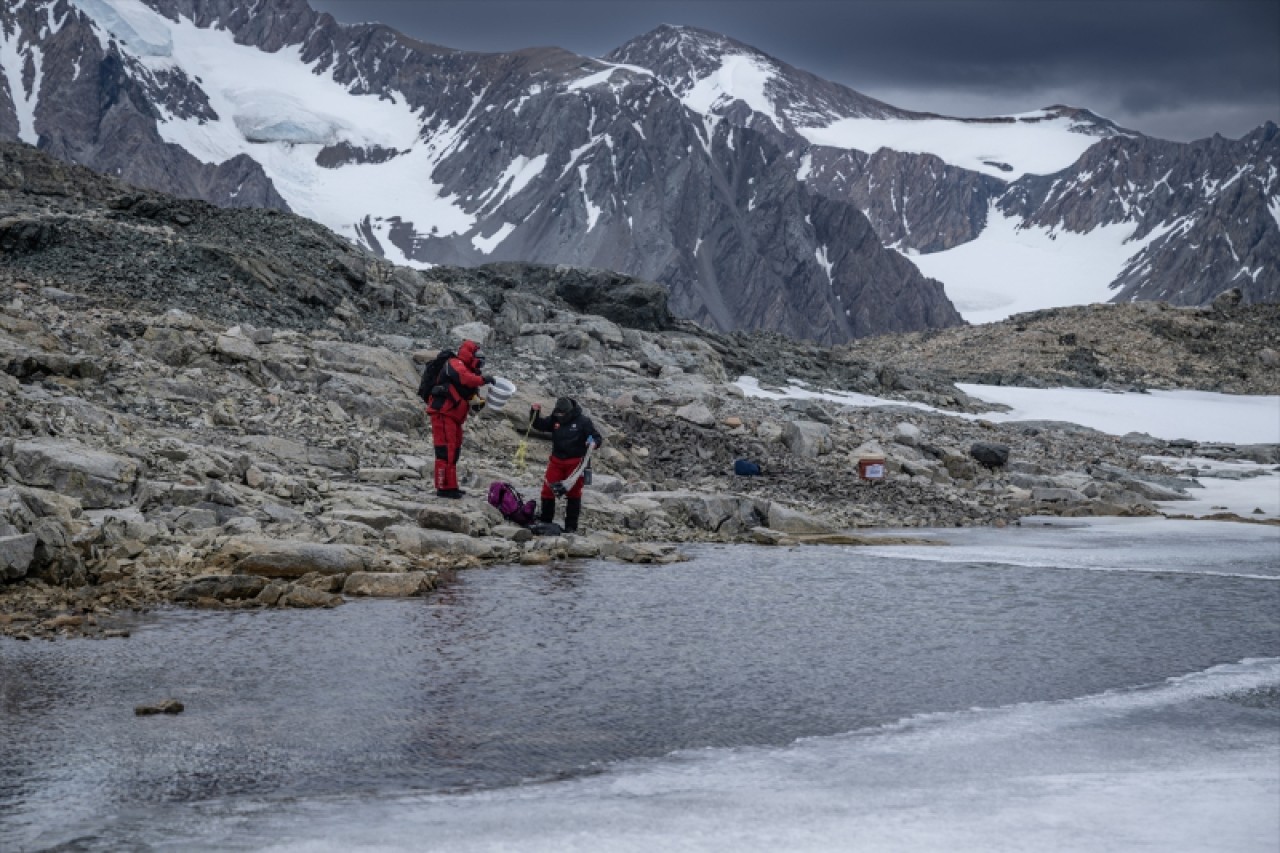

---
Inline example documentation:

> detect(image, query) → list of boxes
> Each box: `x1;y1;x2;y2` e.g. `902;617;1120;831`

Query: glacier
231;93;345;145
70;0;172;56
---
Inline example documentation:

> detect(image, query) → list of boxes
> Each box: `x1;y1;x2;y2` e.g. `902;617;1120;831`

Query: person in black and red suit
426;339;493;498
529;397;602;533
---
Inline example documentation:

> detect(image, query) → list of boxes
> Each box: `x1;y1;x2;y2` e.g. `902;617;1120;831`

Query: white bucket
484;377;517;412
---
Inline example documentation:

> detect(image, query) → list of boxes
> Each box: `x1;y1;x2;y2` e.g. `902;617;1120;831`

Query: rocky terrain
840;297;1280;396
1;141;1277;640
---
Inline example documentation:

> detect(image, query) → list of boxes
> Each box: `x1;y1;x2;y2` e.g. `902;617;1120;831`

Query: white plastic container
484;377;517;412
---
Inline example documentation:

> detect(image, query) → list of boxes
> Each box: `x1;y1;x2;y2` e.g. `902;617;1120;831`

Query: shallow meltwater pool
2;518;1278;851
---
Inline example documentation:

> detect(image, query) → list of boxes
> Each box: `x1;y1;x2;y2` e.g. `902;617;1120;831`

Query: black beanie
553;397;572;417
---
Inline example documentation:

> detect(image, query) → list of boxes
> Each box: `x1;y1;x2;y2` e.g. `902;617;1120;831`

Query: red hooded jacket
428;339;486;423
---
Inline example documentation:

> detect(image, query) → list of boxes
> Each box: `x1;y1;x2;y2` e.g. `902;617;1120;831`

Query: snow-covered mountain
1;1;1276;342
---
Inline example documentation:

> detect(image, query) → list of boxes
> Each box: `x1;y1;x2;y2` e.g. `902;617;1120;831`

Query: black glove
483;375;495;385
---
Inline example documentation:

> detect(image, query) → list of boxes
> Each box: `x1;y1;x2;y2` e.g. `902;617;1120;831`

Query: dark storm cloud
308;0;1279;141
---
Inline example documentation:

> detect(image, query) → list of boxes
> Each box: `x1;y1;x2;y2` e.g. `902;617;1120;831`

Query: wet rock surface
1;142;1275;640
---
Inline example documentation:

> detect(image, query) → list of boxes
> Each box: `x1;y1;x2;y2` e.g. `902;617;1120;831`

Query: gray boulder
675;402;717;427
240;436;357;471
640;491;767;534
894;422;922;446
385;525;516;559
1032;487;1090;504
0;533;36;581
234;542;374;578
1211;287;1243;313
342;571;436;597
782;421;833;458
173;575;270;602
416;505;492;536
323;508;404;531
214;330;263;362
5;438;139;508
766;503;837;535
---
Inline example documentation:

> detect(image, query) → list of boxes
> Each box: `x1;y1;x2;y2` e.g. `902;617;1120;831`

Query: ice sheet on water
857;516;1280;578
71;0;172;56
196;659;1280;853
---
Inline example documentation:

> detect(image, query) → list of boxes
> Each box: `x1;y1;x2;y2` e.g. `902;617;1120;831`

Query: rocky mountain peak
607;23;904;134
1031;105;1133;136
609;24;764;80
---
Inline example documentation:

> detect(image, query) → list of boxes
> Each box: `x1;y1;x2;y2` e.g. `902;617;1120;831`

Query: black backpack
416;349;454;402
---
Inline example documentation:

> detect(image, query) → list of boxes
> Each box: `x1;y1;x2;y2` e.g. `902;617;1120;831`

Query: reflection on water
1;522;1278;851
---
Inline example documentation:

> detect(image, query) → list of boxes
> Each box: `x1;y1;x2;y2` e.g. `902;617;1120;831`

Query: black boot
564;498;581;534
540;498;555;524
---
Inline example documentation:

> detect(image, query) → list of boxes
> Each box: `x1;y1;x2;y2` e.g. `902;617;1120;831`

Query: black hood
552;397;579;418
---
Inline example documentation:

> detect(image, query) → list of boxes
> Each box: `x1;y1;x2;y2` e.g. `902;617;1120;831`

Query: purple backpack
487;481;538;526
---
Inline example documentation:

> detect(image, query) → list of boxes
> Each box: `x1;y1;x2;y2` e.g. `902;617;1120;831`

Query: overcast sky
308;0;1278;142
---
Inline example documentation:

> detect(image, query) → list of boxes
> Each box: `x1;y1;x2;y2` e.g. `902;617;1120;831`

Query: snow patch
578;164;601;231
815;244;834;284
0;30;42;144
682;54;783;131
796;151;812;181
483;153;547;212
472;222;515;254
559;138;598;179
566;63;644;93
512;82;543;114
735;377;1280;447
361;218;433;270
797;113;1104;180
902;203;1170;325
954;384;1280;445
568;60;651;93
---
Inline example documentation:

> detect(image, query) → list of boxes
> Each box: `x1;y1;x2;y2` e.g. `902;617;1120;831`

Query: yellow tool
513;414;535;474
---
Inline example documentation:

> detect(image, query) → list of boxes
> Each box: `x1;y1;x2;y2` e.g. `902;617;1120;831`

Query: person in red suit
425;339;492;498
529;397;602;532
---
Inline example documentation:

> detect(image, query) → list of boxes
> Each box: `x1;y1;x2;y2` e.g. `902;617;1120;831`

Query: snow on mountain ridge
65;0;479;252
798;112;1109;181
609;25;907;131
614;26;1126;182
680;53;784;130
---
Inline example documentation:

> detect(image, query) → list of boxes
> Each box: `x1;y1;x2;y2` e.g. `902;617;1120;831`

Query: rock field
1;141;1276;639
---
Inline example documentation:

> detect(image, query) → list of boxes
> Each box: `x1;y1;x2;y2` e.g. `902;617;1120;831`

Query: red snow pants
541;455;585;500
430;411;464;491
